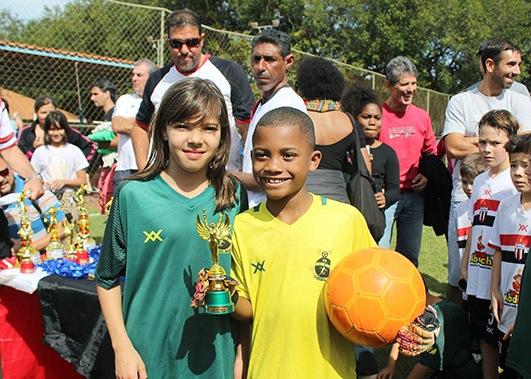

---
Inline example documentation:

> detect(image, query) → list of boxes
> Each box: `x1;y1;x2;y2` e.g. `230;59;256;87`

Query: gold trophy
75;185;96;250
44;206;66;259
196;210;237;314
63;219;78;261
16;191;38;273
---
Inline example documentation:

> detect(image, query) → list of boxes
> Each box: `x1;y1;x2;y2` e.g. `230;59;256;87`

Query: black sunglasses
166;36;202;50
0;168;9;178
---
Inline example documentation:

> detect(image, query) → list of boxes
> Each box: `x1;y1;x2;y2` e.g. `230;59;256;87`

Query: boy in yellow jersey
231;107;377;378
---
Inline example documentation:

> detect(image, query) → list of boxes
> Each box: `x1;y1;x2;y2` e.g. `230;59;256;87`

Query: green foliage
18;0;163;63
0;9;24;41
293;0;530;93
5;0;531;94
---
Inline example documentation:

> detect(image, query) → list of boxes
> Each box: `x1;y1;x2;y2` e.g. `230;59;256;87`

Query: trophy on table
16;190;38;273
195;210;238;314
63;219;78;261
75;242;90;265
75;185;95;250
44;206;66;259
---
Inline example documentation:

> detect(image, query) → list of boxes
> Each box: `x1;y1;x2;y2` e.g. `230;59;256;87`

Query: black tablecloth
38;274;121;378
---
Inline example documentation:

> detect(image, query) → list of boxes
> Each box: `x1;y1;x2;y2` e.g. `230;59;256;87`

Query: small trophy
75;185;96;250
44;206;66;259
196;210;236;314
16;191;38;273
63;219;78;261
75;243;90;265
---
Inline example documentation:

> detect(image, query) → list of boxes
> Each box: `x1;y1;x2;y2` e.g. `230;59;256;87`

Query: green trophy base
205;291;234;315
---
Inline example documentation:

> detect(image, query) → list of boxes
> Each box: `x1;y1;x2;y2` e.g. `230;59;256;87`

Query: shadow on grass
422;273;446;297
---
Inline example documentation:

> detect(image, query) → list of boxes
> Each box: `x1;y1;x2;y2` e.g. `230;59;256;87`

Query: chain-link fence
1;0;451;200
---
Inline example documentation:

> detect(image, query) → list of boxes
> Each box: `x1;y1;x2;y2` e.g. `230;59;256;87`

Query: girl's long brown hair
130;77;239;213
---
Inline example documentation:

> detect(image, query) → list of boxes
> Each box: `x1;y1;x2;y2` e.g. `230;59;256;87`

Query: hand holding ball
324;248;426;348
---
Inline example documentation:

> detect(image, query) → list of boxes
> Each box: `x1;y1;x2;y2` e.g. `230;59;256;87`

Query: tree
0;9;24;41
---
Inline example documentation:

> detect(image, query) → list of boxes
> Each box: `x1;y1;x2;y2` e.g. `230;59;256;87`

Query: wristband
25;173;43;183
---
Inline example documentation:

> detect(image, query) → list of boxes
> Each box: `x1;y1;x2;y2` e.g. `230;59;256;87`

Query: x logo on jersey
483;189;492;197
252;260;266;274
518;224;528;232
143;230;163;243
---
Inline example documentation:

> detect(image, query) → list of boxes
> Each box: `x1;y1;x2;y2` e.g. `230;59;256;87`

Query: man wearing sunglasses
0;157;65;255
132;9;255;172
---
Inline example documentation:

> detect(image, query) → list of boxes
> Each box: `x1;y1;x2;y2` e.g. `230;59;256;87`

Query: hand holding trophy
192;210;239;314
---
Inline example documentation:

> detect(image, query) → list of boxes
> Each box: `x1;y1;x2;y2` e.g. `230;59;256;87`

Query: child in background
447;153;487;306
230;107;376;378
17;94;96;160
459;109;519;379
488;134;531;378
31;110;88;220
377;289;483;379
341;83;400;211
506;136;531;378
95;78;247;379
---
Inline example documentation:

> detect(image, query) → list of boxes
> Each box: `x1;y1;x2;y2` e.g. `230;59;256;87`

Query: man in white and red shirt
233;29;307;207
131;9;254;172
377;56;437;267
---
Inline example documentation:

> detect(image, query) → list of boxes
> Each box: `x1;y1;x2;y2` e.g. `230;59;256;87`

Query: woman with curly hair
341;83;400;211
296;57;371;203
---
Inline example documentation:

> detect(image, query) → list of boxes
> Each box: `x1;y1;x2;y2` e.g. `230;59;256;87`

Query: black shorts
485;314;511;367
467;295;491;339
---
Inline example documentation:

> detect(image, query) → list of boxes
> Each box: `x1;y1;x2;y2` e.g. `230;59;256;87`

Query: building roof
0;40;135;68
0;88;78;121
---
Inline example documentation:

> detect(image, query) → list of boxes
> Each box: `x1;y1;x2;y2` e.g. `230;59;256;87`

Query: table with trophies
0;186;238;378
0;186;117;379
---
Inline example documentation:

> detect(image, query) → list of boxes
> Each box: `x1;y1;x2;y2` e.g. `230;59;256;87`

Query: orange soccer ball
324;247;426;348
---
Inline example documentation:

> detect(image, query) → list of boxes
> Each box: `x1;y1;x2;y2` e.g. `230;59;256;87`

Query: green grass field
88;204;448;377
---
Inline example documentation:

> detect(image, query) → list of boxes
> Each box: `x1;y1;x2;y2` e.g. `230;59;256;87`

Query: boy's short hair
524;135;531;155
460;152;488;179
478;109;519;139
505;134;531;155
254;107;315;149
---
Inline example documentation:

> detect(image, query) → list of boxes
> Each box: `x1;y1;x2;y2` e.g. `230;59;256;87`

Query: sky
3;0;72;21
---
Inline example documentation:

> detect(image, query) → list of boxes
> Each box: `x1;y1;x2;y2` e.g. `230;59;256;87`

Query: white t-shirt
456;198;472;300
242;86;307;207
456;199;472;261
31;143;89;194
113;92;141;171
442;87;531;203
466;169;517;299
487;193;531;333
